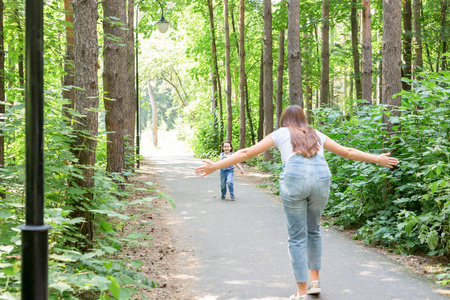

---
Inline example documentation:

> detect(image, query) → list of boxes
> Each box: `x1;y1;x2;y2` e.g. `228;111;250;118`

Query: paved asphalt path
146;143;449;300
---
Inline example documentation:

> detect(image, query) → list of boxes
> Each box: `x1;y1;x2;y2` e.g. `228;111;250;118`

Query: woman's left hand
377;153;399;168
195;159;217;177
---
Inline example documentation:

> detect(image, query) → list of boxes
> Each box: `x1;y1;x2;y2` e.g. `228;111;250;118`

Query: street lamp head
156;15;170;33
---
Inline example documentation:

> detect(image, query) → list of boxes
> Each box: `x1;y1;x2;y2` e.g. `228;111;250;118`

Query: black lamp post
19;0;51;299
136;0;170;169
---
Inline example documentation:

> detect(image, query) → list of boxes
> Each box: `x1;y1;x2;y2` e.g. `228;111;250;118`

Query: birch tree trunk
362;0;372;104
71;0;100;244
288;0;302;106
320;0;330;107
263;0;273;161
276;29;285;129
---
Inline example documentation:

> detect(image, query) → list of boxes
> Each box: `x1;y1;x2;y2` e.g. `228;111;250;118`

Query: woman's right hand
376;153;399;168
195;159;218;177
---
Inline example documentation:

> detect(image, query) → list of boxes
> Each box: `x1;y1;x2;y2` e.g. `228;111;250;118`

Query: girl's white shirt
269;127;327;165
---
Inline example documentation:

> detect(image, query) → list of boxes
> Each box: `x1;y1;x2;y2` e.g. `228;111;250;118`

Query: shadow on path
145;142;449;300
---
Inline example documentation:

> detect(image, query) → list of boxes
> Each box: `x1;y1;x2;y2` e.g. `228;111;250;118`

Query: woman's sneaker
307;280;321;295
289;293;307;300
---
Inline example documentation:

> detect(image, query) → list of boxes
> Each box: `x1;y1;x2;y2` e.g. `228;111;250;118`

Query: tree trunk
103;0;128;174
288;0;302;106
382;0;402;133
14;9;24;92
71;0;100;246
402;0;412;90
320;0;330;107
245;81;256;145
413;0;423;75
0;0;5;198
362;0;373;104
378;46;382;105
262;0;273;161
207;0;223;142
224;0;232;142
126;0;136;169
351;0;362;101
147;81;158;147
441;0;447;71
303;33;313;124
63;0;74;122
276;29;285;129
239;0;246;149
258;47;264;142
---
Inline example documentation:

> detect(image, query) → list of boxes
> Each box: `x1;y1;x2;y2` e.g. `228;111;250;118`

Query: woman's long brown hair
280;105;321;157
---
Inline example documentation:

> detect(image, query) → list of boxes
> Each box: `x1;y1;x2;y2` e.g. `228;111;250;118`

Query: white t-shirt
269;127;327;164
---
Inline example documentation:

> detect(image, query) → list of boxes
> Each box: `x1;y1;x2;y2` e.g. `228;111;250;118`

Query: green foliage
309;72;450;260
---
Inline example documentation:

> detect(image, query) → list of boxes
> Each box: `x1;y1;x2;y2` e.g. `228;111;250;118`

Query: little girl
219;141;244;200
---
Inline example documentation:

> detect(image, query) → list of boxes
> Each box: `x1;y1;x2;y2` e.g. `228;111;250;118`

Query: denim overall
279;153;332;282
220;152;235;197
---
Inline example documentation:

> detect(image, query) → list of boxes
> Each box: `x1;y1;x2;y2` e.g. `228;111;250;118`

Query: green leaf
108;276;121;299
49;281;73;294
126;233;152;241
130;260;145;269
103;261;113;271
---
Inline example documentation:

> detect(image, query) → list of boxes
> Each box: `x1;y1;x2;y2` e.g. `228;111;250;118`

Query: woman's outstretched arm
195;135;274;177
324;137;399;168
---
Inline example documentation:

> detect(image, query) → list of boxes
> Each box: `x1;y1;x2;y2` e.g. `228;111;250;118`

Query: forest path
144;136;448;300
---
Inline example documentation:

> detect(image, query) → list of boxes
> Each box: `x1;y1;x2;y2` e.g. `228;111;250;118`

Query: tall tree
440;0;447;71
258;47;264;142
62;0;74;122
147;81;158;147
230;2;254;145
288;0;302;106
207;0;223;141
70;0;100;244
412;0;423;75
276;29;285;128
382;0;402;133
263;0;273;161
0;0;4;198
351;0;362;101
239;0;246;149
320;0;330;107
402;0;412;90
362;0;372;104
224;0;233;142
103;0;128;173
303;33;313;124
126;0;136;168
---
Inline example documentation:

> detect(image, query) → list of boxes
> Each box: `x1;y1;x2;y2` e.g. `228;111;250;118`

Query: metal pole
19;0;51;299
135;4;140;169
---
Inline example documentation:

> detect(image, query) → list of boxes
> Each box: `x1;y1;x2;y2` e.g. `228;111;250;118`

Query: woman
195;105;398;299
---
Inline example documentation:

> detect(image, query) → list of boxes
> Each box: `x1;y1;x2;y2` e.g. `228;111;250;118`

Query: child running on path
219;141;244;200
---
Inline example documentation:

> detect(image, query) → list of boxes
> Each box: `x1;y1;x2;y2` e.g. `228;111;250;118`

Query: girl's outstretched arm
324;137;399;168
195;135;274;177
